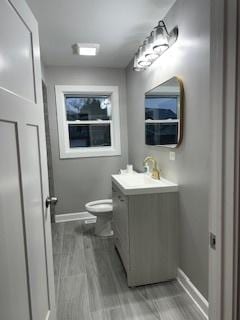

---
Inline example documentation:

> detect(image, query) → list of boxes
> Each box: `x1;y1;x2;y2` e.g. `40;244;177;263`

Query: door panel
0;0;35;102
24;125;49;320
0;121;30;320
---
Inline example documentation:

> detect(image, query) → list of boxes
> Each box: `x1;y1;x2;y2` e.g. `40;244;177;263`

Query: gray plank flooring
52;221;205;320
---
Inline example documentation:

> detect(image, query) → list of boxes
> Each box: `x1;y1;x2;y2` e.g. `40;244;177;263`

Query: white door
0;0;56;319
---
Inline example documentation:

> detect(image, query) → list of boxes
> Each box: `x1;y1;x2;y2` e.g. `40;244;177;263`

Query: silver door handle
45;196;58;208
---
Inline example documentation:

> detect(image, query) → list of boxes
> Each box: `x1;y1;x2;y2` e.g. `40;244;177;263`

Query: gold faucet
143;156;160;180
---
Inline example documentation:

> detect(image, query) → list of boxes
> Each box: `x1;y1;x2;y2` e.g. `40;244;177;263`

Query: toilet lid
85;199;113;213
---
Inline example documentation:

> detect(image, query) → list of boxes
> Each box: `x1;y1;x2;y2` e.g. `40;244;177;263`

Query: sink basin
116;174;161;187
112;173;178;195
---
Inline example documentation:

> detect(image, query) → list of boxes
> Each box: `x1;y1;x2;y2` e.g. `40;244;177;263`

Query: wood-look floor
52;221;205;320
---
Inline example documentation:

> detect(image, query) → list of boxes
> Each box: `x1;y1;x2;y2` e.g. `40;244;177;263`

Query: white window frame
55;85;121;158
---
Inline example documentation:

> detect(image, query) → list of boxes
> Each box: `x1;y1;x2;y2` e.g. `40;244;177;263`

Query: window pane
68;124;111;148
145;97;178;120
65;96;112;121
145;123;178;145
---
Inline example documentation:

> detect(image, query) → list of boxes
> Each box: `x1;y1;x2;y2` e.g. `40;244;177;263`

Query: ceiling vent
72;43;100;56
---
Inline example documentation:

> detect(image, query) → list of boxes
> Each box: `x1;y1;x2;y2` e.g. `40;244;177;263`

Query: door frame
234;1;240;316
209;0;240;319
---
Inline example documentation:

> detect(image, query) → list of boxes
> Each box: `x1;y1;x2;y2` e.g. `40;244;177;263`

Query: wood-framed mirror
145;77;184;148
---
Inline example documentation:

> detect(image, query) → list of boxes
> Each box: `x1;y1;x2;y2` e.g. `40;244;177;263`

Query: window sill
59;147;121;159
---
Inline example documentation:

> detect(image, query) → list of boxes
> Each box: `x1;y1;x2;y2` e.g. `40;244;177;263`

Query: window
55;85;121;158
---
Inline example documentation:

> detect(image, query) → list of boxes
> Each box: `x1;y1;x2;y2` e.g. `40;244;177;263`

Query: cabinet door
128;193;178;286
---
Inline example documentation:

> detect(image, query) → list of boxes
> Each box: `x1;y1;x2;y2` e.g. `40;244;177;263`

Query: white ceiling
26;0;175;68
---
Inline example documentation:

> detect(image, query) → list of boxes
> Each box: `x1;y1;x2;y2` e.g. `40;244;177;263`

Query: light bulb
144;33;159;62
152;21;169;55
138;44;152;67
133;50;145;71
138;60;152;67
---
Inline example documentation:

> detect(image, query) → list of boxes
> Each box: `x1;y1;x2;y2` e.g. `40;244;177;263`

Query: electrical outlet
169;151;175;161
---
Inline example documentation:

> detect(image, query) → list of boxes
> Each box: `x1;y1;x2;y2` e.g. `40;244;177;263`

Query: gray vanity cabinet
112;181;178;287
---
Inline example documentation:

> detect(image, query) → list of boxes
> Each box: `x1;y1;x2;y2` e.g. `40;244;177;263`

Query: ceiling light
138;44;152;67
133;50;144;71
79;47;97;56
72;43;100;56
152;21;169;54
144;33;159;62
133;20;178;71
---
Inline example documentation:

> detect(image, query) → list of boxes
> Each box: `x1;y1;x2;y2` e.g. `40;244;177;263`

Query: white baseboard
177;268;208;319
55;211;96;224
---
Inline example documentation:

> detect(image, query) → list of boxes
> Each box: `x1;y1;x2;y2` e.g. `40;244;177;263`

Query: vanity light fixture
145;33;160;62
138;44;152;68
72;43;100;56
133;20;178;71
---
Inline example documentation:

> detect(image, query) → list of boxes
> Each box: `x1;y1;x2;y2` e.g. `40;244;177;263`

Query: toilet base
95;216;113;237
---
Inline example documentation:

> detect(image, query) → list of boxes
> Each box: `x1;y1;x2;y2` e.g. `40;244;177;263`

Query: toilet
85;199;113;237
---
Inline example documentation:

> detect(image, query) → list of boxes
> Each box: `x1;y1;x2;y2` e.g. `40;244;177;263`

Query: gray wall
45;66;128;214
126;0;210;298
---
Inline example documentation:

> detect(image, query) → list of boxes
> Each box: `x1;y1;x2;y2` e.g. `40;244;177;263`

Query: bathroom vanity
112;173;178;287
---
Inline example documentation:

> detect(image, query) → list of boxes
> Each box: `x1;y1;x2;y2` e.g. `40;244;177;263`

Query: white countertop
112;172;178;195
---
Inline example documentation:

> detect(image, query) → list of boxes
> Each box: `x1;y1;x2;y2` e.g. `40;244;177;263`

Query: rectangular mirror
145;77;184;148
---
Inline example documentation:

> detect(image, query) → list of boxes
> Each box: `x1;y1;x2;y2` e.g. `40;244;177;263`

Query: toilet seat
85;199;112;214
